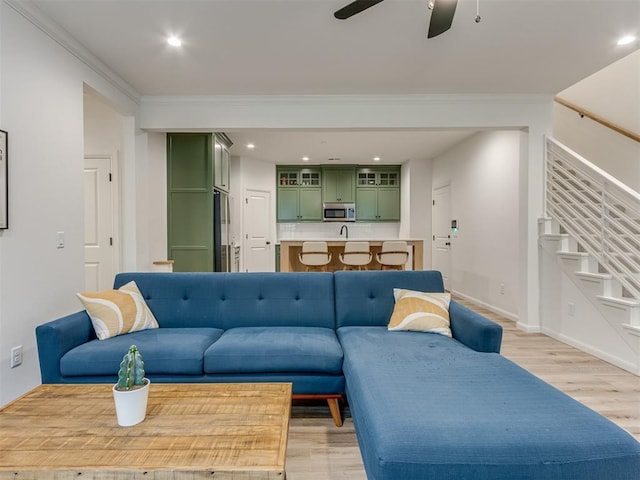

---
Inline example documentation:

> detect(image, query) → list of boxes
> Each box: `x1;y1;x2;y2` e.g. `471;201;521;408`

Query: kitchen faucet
340;224;349;239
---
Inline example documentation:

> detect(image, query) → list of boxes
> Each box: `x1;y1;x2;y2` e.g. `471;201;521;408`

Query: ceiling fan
334;0;460;38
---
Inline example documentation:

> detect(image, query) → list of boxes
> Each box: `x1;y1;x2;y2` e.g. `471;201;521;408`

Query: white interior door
244;189;273;272
432;185;451;290
84;155;114;291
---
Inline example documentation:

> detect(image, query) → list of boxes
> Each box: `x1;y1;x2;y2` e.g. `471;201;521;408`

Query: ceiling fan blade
334;0;385;20
427;0;458;38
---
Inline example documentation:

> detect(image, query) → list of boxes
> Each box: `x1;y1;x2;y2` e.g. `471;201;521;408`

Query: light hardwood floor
285;299;640;479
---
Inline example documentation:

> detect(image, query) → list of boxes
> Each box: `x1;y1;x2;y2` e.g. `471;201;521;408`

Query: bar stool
339;241;372;270
376;241;409;270
298;241;332;272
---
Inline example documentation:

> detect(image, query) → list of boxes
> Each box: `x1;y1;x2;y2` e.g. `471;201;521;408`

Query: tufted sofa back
334;270;445;328
114;272;336;330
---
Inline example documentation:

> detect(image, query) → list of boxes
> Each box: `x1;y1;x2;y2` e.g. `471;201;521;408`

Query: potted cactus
112;345;150;426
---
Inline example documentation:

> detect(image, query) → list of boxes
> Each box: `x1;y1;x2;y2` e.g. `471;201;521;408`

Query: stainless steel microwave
323;203;356;222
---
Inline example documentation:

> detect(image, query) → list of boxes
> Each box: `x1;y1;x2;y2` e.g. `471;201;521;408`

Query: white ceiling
29;0;640;164
225;128;481;164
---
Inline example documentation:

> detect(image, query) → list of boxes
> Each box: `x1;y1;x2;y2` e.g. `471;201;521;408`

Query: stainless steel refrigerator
213;188;231;272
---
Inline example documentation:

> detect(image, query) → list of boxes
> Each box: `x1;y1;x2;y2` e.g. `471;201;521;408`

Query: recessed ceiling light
302;156;310;162
373;156;381;162
246;143;255;149
167;36;182;47
617;35;636;46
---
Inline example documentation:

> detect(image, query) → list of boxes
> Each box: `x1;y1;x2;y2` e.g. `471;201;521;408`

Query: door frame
84;153;120;289
432;184;451;291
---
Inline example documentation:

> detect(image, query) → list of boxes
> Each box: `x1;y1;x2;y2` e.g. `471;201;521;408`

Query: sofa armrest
449;300;503;353
35;311;95;383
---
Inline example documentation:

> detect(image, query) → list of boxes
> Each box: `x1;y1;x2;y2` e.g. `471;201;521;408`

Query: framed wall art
0;129;7;229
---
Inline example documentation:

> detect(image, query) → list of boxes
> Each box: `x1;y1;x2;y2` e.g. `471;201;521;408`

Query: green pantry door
167;133;213;272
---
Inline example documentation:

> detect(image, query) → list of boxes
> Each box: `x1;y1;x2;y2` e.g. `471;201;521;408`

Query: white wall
554;50;640;190
400;158;433;269
0;2;139;406
145;133;168;268
432;130;521;320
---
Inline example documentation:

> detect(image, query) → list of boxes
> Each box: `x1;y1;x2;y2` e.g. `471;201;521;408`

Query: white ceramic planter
112;378;150;427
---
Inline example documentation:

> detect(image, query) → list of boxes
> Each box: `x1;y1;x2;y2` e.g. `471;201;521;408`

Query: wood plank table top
0;383;292;480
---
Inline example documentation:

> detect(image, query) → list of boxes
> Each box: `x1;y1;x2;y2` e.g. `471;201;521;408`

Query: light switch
57;231;65;249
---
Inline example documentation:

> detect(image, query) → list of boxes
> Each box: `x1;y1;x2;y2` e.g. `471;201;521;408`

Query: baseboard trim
541;326;639;376
451;290;519;323
516;322;542;333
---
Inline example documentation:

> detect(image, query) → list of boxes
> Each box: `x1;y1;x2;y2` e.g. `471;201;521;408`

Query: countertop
277;238;423;244
278;239;424;272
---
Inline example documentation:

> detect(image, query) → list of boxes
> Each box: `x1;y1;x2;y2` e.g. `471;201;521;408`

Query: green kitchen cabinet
275;245;281;272
277;167;322;221
356;167;400;187
355;167;401;222
277;187;322;221
167;133;214;272
355;188;378;221
277;188;300;222
299;188;322;220
323;168;355;203
356;187;400;221
376;187;401;220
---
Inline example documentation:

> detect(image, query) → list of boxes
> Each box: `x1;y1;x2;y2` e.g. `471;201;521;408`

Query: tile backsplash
278;222;400;241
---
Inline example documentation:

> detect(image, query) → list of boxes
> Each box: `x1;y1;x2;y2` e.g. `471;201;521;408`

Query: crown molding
5;0;140;104
140;93;554;106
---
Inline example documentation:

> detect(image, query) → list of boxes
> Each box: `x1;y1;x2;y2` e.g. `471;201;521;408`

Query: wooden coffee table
0;383;291;479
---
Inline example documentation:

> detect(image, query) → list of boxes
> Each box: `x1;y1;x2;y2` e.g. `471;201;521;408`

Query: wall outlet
10;345;23;368
500;283;505;295
56;231;65;249
568;302;575;317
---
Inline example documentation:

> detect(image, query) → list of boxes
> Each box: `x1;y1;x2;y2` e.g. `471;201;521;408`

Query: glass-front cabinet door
300;170;321;187
278;170;299;187
357;171;377;186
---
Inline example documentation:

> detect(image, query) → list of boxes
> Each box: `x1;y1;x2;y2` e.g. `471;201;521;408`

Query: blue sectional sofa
36;270;640;479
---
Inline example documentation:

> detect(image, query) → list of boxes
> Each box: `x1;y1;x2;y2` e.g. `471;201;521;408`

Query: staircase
539;137;640;374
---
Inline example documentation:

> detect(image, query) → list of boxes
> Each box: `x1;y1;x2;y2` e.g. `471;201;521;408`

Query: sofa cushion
334;270;445;328
76;281;159;340
204;327;343;374
60;328;223;377
113;272;336;330
388;289;451;337
338;326;640;480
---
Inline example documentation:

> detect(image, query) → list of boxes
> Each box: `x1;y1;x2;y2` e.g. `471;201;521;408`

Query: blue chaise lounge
334;270;640;480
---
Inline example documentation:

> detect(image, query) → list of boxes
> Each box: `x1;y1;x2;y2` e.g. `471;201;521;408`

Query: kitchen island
279;239;424;272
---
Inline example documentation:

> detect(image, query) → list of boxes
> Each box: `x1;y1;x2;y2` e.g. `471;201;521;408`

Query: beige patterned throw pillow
388;288;452;337
77;281;159;340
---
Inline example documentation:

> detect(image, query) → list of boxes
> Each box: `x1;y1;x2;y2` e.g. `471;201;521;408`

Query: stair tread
575;271;613;280
539;233;568;240
596;295;640;307
556;250;589;257
621;323;640;336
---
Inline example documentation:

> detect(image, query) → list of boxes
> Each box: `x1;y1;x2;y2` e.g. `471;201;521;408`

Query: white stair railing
545;137;640;299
